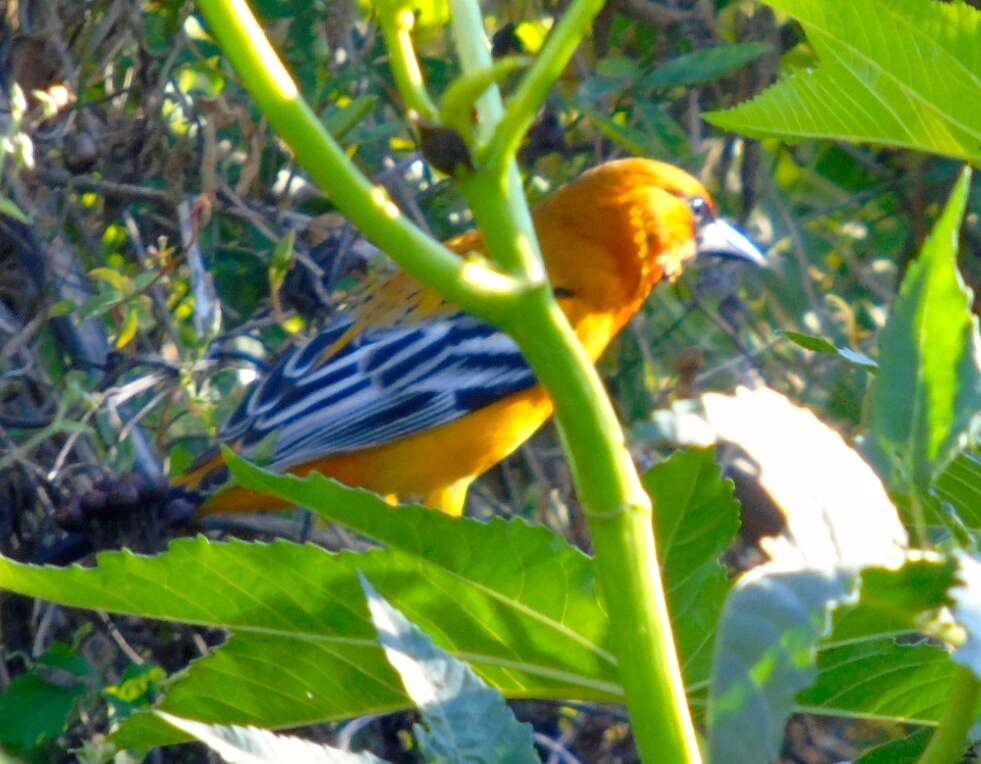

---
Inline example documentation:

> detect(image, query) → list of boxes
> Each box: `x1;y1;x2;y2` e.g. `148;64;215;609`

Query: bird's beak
696;218;766;266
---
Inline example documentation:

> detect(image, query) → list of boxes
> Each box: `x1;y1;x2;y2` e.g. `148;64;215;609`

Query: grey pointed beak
696;218;766;266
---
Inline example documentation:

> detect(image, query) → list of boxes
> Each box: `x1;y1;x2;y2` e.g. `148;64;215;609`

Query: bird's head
534;158;764;309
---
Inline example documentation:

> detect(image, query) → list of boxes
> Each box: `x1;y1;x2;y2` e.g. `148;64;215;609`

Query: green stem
916;664;979;764
448;0;544;285
196;0;521;322
513;295;703;764
450;3;701;761
480;0;606;169
375;0;440;121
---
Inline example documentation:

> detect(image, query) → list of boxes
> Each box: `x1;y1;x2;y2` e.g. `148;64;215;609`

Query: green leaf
0;447;744;749
439;56;530;137
852;729;931;764
704;0;981;164
0;195;31;224
0;478;619;749
76;292;123;322
644;43;771;88
360;574;538;764
268;229;296;294
114;305;140;349
870;168;981;494
708;568;851;764
804;557;973;727
700;388;910;763
644;447;740;684
88;266;131;293
934;450;981;529
0;643;91;755
48;299;76;318
829;556;957;643
104;662;166;720
585;109;654;156
782;330;878;371
159;712;390;763
324;96;378;142
803;637;959;725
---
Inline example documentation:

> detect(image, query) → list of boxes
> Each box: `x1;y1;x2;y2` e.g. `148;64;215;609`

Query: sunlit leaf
704;0;981;163
644;447;739;684
159;712;389;763
870;168;981;493
360;575;538;764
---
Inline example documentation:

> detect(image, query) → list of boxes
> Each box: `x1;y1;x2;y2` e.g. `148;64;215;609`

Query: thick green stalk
196;0;521;322
449;0;544;284
916;664;979;764
512;294;702;764
449;1;701;761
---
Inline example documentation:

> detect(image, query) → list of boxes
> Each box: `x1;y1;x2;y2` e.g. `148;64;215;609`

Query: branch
196;0;523;323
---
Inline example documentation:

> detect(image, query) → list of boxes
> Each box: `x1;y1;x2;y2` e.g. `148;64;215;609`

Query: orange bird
178;159;764;516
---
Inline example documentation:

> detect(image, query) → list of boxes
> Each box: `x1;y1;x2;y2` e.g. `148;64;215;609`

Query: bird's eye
689;196;712;224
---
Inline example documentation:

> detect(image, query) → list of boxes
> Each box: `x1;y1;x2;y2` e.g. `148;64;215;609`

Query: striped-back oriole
178;158;764;516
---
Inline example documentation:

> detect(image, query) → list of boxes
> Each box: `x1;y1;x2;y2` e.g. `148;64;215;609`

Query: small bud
416;120;473;176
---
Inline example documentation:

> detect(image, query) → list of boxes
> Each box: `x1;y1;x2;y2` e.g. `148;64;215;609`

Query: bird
176;158;764;517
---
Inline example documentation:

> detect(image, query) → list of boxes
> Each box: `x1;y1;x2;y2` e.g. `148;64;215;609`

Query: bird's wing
221;284;537;471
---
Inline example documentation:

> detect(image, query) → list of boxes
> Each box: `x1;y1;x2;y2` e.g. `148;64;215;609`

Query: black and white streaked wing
221;312;538;471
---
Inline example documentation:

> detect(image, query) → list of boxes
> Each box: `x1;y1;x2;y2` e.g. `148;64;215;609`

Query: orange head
531;158;764;314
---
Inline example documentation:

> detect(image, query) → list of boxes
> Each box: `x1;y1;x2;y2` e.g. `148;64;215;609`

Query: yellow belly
200;386;554;516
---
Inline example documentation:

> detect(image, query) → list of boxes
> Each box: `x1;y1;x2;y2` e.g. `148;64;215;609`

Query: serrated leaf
360;575;538;764
0;492;619;749
0;450;757;751
704;0;981;164
159;712;389;763
782;330;877;371
644;447;740;684
645;43;771;88
870;168;981;494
